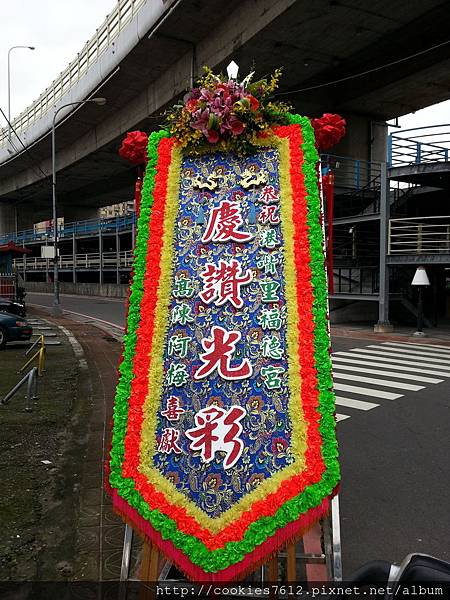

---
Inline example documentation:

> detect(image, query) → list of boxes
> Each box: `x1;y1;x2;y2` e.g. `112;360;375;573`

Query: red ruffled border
116;125;326;550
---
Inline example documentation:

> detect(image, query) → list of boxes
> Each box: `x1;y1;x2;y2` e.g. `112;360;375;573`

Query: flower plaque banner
109;70;340;581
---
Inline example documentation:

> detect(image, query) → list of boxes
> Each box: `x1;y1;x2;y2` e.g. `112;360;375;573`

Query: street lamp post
51;97;107;316
7;45;35;143
411;266;430;336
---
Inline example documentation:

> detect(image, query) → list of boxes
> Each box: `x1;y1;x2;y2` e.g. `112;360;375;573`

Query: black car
0;297;26;318
0;312;33;348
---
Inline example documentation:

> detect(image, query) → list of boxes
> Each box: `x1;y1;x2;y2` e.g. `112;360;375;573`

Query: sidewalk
0;308;140;584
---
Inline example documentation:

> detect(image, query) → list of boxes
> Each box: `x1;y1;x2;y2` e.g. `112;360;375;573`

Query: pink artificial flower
206;129;219;143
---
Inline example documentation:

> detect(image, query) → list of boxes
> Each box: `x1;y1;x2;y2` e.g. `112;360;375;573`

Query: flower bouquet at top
166;66;291;154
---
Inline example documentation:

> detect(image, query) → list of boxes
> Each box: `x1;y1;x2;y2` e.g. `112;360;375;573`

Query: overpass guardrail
0;0;146;147
0;214;136;246
388;125;450;167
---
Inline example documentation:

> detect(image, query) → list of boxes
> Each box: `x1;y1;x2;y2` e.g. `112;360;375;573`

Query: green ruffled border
108;116;340;572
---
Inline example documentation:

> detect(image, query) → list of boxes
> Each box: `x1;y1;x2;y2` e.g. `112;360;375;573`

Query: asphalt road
26;292;450;577
27;292;127;329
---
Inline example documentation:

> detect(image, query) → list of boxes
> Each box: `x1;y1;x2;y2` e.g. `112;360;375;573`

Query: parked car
0;297;26;318
0;312;32;349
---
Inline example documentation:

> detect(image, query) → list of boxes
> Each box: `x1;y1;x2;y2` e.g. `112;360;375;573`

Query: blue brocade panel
153;148;294;517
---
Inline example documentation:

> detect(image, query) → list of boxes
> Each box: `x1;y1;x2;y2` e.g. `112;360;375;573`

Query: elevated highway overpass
2;0;450;233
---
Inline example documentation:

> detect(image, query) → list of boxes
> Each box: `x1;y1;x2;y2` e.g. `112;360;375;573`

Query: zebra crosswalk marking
333;382;403;400
333;372;424;391
335;396;379;411
366;345;450;363
333;354;450;383
346;348;450;366
382;342;450;354
334;351;450;374
332;362;443;384
336;414;350;422
333;341;450;424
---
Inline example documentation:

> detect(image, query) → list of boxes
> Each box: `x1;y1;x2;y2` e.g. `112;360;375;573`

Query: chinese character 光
260;365;285;390
173;275;195;298
167;362;189;387
258;307;283;330
185;405;246;469
257;185;279;205
171;303;194;326
258;205;280;225
199;259;252;309
158;428;182;454
194;326;252;381
161;395;186;421
261;335;284;360
168;335;191;358
202;200;253;243
257;254;280;276
260;229;280;249
259;280;280;303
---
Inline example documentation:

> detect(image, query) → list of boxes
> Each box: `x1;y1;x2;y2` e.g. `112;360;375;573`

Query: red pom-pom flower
119;130;149;164
311;113;346;150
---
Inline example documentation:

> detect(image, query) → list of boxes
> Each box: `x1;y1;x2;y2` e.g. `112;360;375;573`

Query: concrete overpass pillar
0;203;17;236
336;115;387;163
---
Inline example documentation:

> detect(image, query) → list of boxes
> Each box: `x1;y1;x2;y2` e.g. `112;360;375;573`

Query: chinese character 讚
185;405;246;469
199;259;252;309
258;205;280;225
158;428;183;454
259;280;280;303
168;335;191;358
261;335;283;360
171;303;194;326
261;365;285;390
161;395;186;421
202;200;253;243
194;326;252;381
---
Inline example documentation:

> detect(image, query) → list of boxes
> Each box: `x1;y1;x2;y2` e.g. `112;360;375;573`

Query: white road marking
333;383;402;400
336;414;350;422
382;342;450;353
345;348;450;366
332;362;443;384
333;372;423;391
366;345;450;363
335;396;379;411
333;351;450;373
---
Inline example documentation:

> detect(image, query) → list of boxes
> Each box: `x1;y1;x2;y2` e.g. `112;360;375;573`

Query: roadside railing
388;125;450;167
1;367;38;412
19;335;46;377
14;250;134;271
389;216;450;255
0;0;146;147
0;273;16;299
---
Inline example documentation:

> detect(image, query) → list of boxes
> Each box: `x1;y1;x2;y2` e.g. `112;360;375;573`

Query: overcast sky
0;0;115;121
1;0;449;135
